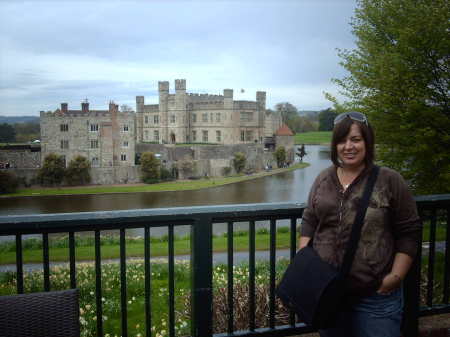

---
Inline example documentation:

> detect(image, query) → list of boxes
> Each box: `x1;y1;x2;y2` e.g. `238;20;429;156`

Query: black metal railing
0;194;449;337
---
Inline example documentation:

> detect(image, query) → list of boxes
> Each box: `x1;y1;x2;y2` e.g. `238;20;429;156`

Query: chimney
81;100;89;113
61;103;68;113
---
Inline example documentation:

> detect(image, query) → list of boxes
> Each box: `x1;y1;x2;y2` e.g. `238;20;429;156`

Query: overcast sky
0;0;358;116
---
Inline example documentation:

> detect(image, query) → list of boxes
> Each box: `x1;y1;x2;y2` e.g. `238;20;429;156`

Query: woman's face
337;123;366;169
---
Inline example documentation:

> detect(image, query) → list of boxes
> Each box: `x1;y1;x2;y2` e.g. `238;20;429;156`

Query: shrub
0;170;19;194
274;146;286;168
37;153;65;186
65;155;91;185
233;152;246;173
140;152;160;184
160;166;174;181
221;166;232;176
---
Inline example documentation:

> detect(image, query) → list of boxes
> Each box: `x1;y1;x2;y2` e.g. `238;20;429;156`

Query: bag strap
339;165;380;277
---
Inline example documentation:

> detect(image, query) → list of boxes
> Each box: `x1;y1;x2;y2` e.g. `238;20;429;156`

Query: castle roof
275;124;294;136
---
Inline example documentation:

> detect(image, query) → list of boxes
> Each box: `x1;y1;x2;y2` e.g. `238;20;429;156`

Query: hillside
0;116;40;124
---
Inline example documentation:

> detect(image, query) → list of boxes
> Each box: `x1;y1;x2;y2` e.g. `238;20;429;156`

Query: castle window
61;155;66;167
216;113;221;122
121;154;127;161
91;157;99;167
60;124;68;132
202;130;208;142
170;115;176;123
123;124;129;132
60;139;69;149
240;131;245;142
246;130;253;141
154;115;159;124
216;130;221;142
90;124;98;132
210;113;214;123
145;116;148;124
144;130;149;140
240;111;253;122
90;140;99;149
154;130;159;142
192;113;197;123
202;113;208;122
122;141;129;148
192;130;197;142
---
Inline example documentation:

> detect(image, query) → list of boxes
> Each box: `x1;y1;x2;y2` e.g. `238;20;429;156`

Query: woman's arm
377;252;413;294
298;236;311;250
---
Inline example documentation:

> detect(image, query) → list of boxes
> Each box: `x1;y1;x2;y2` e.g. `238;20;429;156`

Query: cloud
0;0;357;115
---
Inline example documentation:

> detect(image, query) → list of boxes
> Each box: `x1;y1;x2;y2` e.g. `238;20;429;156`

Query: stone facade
136;79;282;145
40;101;135;168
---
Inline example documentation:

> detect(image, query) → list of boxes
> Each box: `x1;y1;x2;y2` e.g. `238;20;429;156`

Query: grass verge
1;163;309;198
295;131;332;145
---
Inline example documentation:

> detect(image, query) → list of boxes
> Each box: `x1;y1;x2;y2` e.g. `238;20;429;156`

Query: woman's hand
377;273;402;295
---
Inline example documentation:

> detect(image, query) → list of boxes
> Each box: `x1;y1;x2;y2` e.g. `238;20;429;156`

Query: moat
1;145;331;216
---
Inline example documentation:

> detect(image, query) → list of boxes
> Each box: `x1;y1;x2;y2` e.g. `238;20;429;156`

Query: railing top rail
414;194;450;207
0;202;305;235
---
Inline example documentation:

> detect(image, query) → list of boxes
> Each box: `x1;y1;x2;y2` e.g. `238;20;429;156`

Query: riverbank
1;162;309;198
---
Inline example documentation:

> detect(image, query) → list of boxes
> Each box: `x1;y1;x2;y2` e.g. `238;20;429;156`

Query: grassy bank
295;131;332;145
0;228;293;265
1;162;309;198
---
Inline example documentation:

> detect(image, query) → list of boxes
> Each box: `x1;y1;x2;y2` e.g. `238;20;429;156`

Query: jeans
319;287;403;337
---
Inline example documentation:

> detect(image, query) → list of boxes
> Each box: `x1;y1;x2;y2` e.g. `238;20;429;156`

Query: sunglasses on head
333;112;368;126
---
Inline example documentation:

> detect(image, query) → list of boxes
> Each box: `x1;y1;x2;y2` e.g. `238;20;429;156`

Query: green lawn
295;131;332;145
1;162;309;198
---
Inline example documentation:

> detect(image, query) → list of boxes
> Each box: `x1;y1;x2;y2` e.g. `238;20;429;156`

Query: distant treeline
0;116;40;143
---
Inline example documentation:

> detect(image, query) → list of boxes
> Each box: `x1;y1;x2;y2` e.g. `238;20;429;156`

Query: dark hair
330;118;375;167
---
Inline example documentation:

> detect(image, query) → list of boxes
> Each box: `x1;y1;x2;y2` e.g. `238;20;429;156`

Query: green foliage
294;131;332;145
331;0;450;194
37;153;65;186
274;103;318;133
140;152;160;183
221;166;232;176
0;123;16;142
0;170;19;194
274;146;286;168
14;122;40;143
318;108;338;131
160;166;175;181
65;155;91;186
233;152;246;173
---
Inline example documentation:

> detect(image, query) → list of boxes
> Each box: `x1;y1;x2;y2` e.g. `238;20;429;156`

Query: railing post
402;232;422;337
191;216;213;337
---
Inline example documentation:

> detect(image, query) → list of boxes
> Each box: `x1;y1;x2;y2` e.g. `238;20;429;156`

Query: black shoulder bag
276;165;380;329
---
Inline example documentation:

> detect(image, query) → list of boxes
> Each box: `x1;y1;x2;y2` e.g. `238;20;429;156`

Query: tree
37;153;66;186
274;146;286;168
0;123;16;142
318;108;338;131
14;122;40;143
140;152;160;183
331;0;450;194
0;171;19;194
233;152;246;173
65;155;91;185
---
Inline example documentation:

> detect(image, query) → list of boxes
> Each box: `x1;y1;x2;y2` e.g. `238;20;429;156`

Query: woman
300;112;421;337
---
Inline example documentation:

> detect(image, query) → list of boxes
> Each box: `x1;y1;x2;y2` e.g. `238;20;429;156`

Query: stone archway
170;133;176;144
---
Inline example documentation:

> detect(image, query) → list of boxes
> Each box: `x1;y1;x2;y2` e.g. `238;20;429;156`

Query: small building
275;124;295;163
40;101;135;168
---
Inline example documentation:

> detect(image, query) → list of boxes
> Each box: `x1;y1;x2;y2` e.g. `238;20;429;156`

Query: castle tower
223;89;233;109
81;100;89;113
109;101;120;167
175;79;187;142
158;81;169;143
135;96;144;142
256;91;266;142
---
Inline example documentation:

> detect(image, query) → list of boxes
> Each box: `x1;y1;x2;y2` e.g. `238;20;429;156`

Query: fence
0;194;449;337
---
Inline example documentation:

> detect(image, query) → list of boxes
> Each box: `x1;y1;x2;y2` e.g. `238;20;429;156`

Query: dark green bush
0;170;19;194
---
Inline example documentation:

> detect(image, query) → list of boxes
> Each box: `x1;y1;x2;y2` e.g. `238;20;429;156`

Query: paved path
0;249;293;273
0;242;444;273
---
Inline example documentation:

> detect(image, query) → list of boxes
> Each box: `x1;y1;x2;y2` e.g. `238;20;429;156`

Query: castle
136;79;281;145
39;79;283;169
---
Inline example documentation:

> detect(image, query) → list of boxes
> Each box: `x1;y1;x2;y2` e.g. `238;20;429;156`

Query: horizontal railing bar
0;203;306;233
213;323;315;337
419;305;450;316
